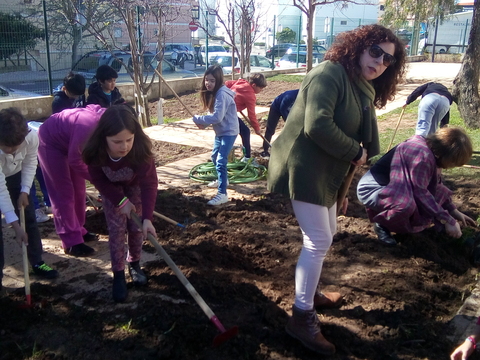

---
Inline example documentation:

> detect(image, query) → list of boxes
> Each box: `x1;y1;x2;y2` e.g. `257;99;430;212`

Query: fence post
42;0;53;94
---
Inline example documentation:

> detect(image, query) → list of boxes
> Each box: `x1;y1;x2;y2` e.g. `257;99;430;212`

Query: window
114;28;122;38
340;21;347;25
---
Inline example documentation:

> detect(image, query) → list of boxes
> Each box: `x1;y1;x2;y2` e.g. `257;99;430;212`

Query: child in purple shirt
83;104;158;303
38;105;106;256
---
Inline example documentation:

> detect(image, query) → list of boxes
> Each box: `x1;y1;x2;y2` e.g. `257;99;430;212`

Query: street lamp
191;5;199;20
205;9;217;66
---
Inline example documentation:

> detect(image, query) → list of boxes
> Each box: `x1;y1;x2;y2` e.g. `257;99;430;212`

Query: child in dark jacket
52;72;86;114
86;65;123;108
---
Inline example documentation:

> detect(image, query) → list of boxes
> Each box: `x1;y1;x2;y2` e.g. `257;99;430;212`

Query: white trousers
291;199;337;310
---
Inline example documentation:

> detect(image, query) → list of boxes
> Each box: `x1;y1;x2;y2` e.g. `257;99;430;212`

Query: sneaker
43;206;52;214
207;193;229;206
128;261;148;286
260;151;270;159
35;209;50;223
32;261;59;279
240;157;260;167
207;179;229;188
83;232;99;242
64;243;95;257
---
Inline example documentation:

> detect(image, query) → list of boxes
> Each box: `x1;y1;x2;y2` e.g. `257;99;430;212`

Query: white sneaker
240;157;260;167
207;193;229;206
207;179;229;188
43;206;52;214
35;208;50;223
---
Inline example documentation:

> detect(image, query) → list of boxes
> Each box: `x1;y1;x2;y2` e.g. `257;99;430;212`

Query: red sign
189;21;199;31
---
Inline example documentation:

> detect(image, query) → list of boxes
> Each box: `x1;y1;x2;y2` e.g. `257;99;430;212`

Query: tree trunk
452;0;480;129
306;1;314;72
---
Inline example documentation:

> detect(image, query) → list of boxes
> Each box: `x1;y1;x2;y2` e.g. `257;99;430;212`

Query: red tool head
212;326;239;347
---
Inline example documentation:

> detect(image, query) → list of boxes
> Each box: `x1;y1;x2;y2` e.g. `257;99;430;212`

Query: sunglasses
368;44;396;67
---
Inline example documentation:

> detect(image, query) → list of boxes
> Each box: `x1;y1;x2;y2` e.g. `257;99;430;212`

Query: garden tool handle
337;165;356;216
130;212;215;318
20;206;31;305
153;211;186;228
154;69;195;118
239;111;272;147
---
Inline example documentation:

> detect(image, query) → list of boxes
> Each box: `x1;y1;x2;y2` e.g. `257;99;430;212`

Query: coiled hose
189;157;267;184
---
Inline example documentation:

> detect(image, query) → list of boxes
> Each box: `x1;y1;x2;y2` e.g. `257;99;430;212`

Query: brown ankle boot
314;291;343;309
285;305;336;355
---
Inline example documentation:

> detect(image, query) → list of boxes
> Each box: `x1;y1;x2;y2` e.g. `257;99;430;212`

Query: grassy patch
375;102;480;176
266;74;305;82
150;116;184;125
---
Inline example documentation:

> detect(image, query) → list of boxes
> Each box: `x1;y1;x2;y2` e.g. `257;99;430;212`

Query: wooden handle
153;210;184;227
154;69;195;118
131;212;216;319
336;165;356;216
387;107;406;152
20;206;31;305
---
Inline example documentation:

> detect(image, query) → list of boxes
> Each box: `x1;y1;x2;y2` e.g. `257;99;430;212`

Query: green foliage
276;27;296;43
265;74;305;82
0;12;44;60
375;102;480;178
381;0;456;28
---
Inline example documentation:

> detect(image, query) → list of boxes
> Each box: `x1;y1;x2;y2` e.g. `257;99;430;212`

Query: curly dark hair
324;24;406;108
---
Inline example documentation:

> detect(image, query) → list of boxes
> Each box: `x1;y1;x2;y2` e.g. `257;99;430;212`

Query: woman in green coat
267;24;407;355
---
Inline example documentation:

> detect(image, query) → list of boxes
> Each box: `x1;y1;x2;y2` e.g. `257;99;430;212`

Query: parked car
286;44;327;55
0;84;41;100
71;50;197;85
276;51;325;69
162;44;194;62
265;43;295;58
198;45;229;65
211;54;273;74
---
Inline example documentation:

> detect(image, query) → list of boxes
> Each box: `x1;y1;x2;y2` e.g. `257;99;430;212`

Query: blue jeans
211;135;237;194
238;118;251;158
415;93;450;137
30;165;51;209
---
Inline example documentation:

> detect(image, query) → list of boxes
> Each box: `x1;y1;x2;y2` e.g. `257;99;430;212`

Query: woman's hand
11;221;28;246
352;148;367;166
120;200;136;219
340;197;349;215
195;123;206;129
142;219;157;239
451;209;478;227
450;339;475;360
445;221;462;238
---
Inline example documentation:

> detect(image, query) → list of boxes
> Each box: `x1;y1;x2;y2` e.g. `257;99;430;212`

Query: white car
0;85;41;100
276;51;325;69
199;45;229;65
211;54;273;74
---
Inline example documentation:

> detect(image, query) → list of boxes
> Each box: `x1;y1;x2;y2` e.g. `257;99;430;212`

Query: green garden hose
189;157;267;184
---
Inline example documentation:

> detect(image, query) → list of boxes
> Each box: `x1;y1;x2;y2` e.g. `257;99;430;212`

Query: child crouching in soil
192;65;239;206
82;104;158;303
0;108;58;293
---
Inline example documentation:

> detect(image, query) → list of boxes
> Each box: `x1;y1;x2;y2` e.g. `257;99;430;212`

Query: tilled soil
2;79;480;360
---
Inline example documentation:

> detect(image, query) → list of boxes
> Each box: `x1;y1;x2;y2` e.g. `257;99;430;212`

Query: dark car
265;43;295;58
70;50;197;84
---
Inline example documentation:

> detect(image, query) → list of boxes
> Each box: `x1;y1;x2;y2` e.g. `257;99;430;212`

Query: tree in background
276;27;296;43
380;0;456;55
204;0;267;78
0;12;44;64
292;0;372;72
452;0;480;128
